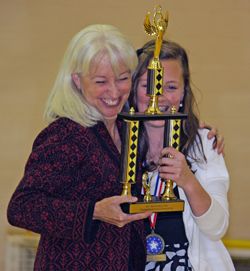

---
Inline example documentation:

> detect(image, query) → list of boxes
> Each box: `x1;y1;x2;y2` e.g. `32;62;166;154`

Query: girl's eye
164;85;177;92
139;82;147;88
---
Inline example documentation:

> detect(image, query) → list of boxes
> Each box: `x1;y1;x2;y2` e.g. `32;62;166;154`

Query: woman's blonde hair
44;24;137;127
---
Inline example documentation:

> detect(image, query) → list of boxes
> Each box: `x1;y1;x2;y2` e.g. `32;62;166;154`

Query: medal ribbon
149;173;164;229
145;171;167;260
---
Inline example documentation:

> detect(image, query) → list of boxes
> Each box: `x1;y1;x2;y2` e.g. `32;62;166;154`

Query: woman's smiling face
80;54;132;122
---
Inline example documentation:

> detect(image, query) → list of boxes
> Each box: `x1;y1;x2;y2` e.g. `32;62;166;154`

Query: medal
146;230;165;255
146;230;166;262
144;172;166;262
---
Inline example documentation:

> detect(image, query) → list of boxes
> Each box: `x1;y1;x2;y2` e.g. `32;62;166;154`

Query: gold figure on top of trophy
143;5;169;115
144;5;169;66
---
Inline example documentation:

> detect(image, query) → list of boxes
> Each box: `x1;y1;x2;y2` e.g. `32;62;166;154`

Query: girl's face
136;59;184;128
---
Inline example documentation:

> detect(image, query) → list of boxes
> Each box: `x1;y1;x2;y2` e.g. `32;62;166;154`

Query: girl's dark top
144;183;191;271
145;187;188;245
7;118;146;271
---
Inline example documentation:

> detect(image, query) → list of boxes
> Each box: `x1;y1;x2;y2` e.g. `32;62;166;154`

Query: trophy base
147;254;166;262
121;197;184;214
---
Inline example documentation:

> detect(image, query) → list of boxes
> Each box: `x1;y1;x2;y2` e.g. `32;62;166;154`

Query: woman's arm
7;136;94;242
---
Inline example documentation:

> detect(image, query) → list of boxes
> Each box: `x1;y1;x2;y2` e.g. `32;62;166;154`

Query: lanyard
148;172;164;229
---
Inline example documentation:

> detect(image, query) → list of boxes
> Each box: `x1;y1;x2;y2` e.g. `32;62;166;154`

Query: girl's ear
71;73;81;90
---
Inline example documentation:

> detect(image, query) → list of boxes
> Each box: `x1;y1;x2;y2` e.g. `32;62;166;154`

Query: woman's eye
119;76;129;81
95;80;106;84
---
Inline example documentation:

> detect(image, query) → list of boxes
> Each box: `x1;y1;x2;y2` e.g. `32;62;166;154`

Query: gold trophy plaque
118;6;186;214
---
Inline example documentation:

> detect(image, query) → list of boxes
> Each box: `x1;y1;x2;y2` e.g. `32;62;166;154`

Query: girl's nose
158;94;169;105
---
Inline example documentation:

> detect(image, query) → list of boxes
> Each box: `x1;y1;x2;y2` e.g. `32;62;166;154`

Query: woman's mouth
102;98;120;106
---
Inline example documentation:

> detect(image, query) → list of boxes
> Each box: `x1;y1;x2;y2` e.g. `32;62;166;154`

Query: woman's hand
93;195;151;228
199;121;225;155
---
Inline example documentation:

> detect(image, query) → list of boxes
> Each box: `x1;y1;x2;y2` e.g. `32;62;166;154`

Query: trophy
118;6;187;214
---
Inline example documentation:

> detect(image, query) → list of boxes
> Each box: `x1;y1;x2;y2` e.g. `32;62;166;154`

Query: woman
130;40;235;270
7;24;151;271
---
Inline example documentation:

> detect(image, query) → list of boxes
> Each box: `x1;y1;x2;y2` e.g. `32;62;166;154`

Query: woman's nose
108;81;119;97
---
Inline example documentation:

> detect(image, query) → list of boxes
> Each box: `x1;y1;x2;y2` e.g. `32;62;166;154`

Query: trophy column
120;111;139;196
161;107;184;210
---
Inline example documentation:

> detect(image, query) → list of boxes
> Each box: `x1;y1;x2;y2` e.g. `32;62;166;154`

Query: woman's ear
71;73;81;90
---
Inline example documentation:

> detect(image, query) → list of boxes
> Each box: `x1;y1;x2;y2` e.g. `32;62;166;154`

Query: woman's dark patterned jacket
7;118;146;271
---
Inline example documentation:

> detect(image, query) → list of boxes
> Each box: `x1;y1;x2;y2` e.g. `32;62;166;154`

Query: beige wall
1;0;249;269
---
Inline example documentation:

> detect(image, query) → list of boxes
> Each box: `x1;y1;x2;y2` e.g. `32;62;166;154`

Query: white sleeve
190;129;230;240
